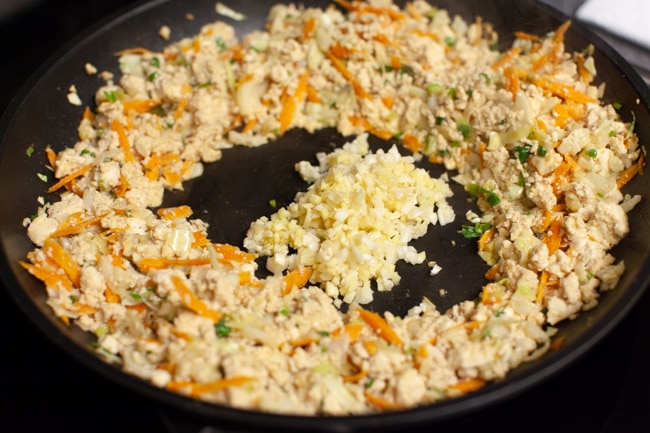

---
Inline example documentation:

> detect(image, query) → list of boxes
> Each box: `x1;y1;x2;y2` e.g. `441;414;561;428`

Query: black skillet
0;0;649;431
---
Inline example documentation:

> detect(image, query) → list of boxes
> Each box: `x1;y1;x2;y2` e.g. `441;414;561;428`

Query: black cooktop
0;1;648;432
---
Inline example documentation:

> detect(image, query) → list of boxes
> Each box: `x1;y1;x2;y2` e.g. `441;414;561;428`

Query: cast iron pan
1;0;649;431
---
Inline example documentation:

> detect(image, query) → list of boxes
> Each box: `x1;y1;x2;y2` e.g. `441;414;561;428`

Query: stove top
0;1;648;432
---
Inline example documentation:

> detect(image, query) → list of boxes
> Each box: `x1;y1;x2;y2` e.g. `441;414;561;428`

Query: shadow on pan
0;0;649;431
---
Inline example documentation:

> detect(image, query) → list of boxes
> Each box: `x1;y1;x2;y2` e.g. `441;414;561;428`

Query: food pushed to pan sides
21;0;643;415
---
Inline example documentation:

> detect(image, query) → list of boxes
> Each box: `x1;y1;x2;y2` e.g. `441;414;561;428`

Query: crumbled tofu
21;0;641;417
158;25;171;40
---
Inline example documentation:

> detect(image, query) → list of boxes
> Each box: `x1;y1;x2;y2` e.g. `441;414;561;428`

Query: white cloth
576;0;650;50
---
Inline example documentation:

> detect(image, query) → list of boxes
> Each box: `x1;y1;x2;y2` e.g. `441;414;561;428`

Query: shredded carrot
191;231;210;248
372;33;397;46
289;336;320;347
363;339;378;355
242;118;258;134
330;43;357;59
447;378;486;394
402;133;422;153
343;369;369;383
126;303;147;314
238;271;263;288
19;261;73;291
170;274;221;322
617;158;643;189
43;239;81;287
416;343;428;361
575;54;591;83
381;96;394;109
212;243;257;264
301;16;317;41
45;146;57;168
144;153;162;181
306;85;322;103
157;205;193;220
503;66;520;100
82;106;95;122
411;29;438;40
122;99;161;115
173;97;188;121
111;119;135;163
171;329;193;342
348;115;393;140
326;50;371;99
552;20;571;45
550;335;566;350
104;287;121;303
47;164;93;194
536;270;548;304
533;76;595;104
115;173;129;198
332;322;364;341
278;72;309;134
491;47;520;70
72;303;97;315
137;258;211;272
484;265;499;281
514;31;540;41
282;267;313;295
358;307;403;347
50;213;106;238
544;219;563;256
478;227;494;252
188;376;254;397
364;391;403;410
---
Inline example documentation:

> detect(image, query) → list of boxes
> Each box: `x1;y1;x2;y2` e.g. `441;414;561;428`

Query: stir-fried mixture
21;0;643;415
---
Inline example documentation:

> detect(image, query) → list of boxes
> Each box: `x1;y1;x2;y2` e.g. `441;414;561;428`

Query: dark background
0;1;648;432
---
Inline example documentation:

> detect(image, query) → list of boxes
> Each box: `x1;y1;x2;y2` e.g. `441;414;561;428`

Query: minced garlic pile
21;0;642;415
245;134;455;305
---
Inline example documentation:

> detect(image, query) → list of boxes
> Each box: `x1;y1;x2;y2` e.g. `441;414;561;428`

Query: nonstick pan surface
1;0;649;431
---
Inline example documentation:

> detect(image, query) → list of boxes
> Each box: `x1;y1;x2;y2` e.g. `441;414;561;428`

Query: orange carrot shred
278;72;309;134
43;239;81;287
137;258;211;273
402;133;422;153
544;219;563;256
617;160;642;189
82;106;95;121
212;243;257;264
157;205;193;220
47;164;94;194
343;369;369;383
50;213;106;238
19;261;73;291
364;391;403;410
104;287;121;303
126;303;147;314
326;50;370;99
171;275;221;322
45;146;57;168
447;378;486;394
550;335;566;350
122;99;161;115
282;267;313;295
188;376;254;397
536;270;549;304
358;307;403;347
301;16;317;41
111;119;135;163
332;322;364;341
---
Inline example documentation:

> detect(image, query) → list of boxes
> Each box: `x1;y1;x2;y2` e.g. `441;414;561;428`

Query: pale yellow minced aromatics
22;0;643;416
244;133;455;305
